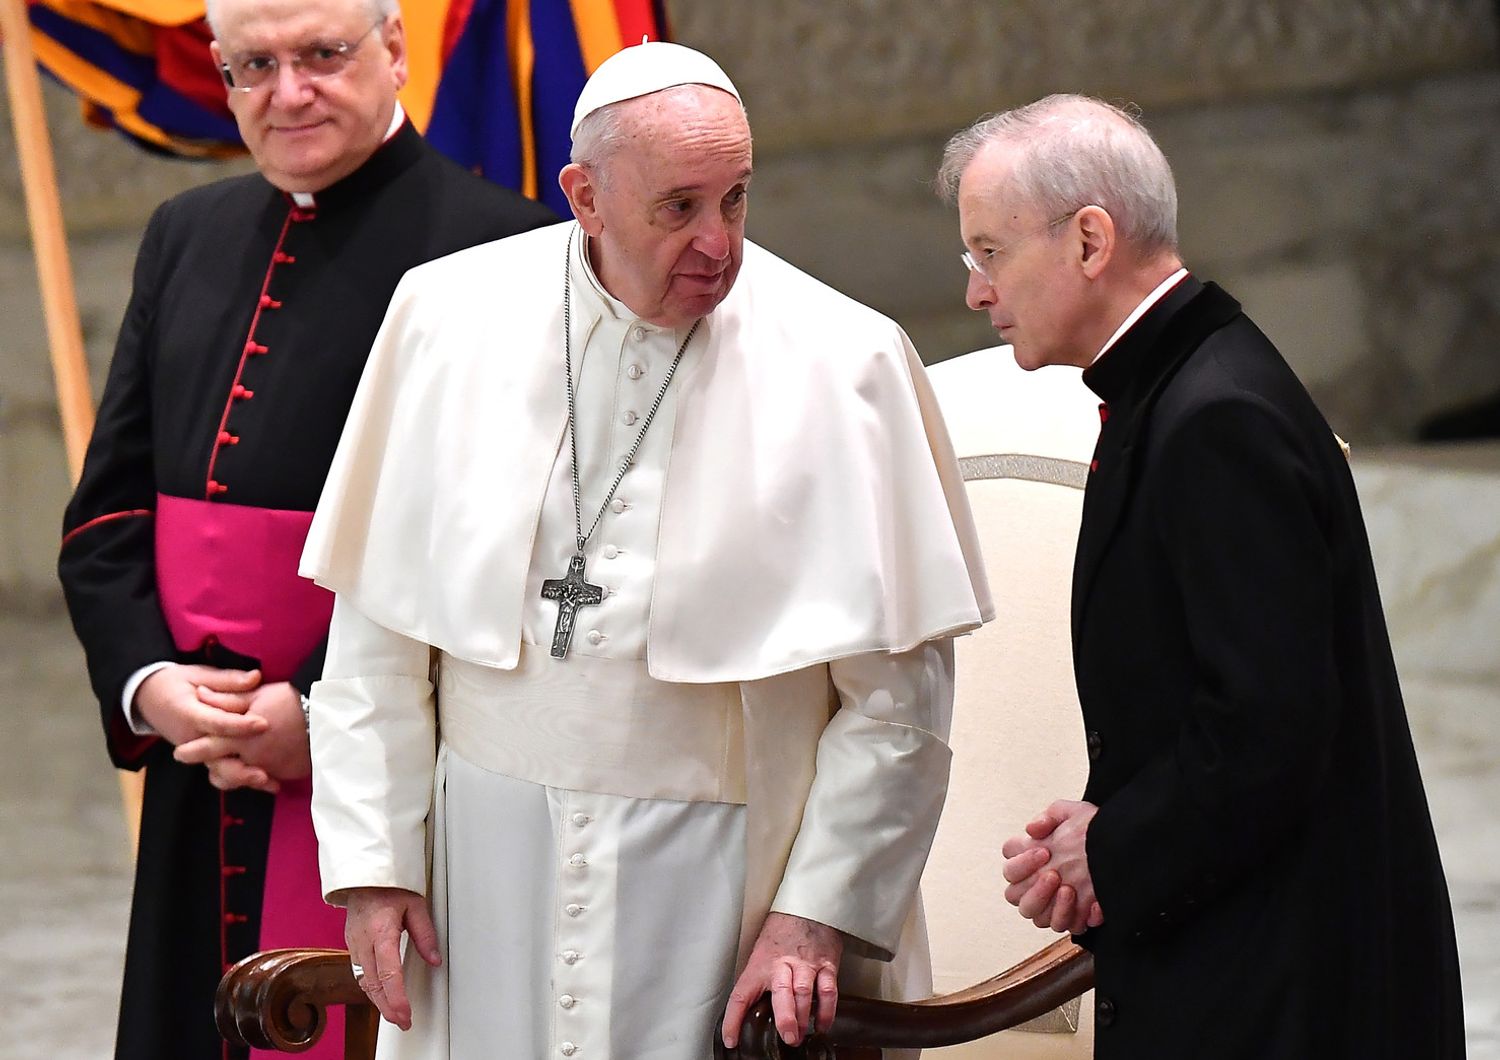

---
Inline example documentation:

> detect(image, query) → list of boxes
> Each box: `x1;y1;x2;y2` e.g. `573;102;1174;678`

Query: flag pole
1;0;145;853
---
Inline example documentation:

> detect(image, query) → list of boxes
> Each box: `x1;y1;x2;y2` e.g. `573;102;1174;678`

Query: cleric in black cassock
943;96;1464;1059
56;0;553;1056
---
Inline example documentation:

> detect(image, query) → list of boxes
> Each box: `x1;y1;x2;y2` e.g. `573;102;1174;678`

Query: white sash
437;645;747;805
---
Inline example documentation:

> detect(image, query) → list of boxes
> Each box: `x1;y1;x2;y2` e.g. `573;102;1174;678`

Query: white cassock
303;222;994;1059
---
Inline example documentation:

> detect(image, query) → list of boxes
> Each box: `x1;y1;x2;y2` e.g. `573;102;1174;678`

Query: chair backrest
920;347;1099;1059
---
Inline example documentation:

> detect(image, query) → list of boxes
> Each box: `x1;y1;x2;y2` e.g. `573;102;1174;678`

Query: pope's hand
343;887;441;1031
721;911;843;1050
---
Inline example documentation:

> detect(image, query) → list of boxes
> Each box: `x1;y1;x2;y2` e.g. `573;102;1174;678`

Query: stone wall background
0;74;251;608
2;0;1498;603
669;0;1500;441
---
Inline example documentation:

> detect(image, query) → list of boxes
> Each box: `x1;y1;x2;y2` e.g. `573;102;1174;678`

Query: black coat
1072;277;1465;1059
57;122;554;1060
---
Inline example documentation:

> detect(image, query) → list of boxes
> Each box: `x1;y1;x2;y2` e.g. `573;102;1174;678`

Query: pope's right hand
344;887;442;1031
134;664;269;747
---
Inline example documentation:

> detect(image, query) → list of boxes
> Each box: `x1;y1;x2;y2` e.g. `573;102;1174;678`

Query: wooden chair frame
217;939;1092;1059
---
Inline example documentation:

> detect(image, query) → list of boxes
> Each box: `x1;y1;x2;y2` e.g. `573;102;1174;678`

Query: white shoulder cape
301;222;993;679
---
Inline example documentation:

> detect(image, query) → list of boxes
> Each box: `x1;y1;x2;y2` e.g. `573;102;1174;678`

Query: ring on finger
350;962;366;978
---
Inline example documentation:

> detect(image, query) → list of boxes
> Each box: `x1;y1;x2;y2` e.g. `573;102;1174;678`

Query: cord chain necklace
541;239;700;659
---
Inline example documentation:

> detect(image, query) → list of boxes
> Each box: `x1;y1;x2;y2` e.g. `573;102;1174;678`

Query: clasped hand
1001;799;1105;936
135;663;310;794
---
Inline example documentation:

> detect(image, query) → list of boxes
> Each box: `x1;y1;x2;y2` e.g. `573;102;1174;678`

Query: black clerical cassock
58;121;554;1060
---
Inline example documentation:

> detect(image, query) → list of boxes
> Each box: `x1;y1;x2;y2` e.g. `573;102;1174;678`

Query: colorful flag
26;0;241;158
24;0;670;206
414;0;670;216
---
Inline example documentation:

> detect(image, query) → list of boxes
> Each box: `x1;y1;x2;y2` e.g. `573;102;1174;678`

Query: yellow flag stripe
567;0;623;74
507;0;537;199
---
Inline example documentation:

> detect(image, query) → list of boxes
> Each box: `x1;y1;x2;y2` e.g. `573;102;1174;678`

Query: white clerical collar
569;223;698;347
1090;266;1189;365
385;100;406;142
290;102;406;208
570;224;682;343
571;223;632;322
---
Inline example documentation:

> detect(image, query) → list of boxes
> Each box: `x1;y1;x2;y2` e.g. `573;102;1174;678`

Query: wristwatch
299;692;312;732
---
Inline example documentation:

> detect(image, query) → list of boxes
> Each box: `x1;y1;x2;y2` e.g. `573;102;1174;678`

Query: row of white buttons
558;797;597;1060
561;808;590;957
585;522;624;645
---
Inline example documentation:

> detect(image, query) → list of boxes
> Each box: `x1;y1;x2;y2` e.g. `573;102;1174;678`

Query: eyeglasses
961;208;1086;281
219;22;381;92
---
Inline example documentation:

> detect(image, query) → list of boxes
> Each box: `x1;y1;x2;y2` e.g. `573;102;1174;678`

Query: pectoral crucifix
540;553;605;659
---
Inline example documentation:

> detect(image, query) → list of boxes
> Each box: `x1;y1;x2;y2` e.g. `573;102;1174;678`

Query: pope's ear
1076;205;1115;279
559;164;601;233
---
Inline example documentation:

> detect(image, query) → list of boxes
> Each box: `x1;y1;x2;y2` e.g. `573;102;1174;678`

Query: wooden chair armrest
215;947;377;1058
716;938;1094;1059
218;938;1092;1059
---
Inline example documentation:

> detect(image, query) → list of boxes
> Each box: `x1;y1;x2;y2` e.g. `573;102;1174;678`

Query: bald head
938;94;1179;258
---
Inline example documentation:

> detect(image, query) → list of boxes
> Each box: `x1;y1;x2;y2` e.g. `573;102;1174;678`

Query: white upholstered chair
919;346;1100;1060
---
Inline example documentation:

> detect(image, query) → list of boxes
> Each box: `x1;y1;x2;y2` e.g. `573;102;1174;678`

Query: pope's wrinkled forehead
570;40;741;140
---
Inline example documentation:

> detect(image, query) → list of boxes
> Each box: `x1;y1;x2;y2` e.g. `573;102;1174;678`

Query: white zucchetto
570;41;741;138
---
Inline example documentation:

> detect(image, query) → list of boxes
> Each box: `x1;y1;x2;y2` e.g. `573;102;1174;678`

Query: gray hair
936;94;1178;255
206;0;399;39
570;84;748;187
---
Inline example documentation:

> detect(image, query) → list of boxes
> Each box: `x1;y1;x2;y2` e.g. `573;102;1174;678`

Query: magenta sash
156;493;346;1060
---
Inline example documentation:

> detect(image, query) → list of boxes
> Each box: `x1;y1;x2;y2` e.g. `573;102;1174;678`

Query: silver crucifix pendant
540;553;605;659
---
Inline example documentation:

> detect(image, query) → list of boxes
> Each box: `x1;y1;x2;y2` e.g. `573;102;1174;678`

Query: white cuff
121;661;173;736
770;640;956;958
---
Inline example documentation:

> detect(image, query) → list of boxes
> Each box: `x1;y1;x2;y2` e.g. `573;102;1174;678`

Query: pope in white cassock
300;42;994;1059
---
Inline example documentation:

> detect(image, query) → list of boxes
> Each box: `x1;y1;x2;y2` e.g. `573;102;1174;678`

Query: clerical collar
287;102;412;210
1090;267;1189;366
570;225;683;343
1082;272;1203;405
571;224;632;322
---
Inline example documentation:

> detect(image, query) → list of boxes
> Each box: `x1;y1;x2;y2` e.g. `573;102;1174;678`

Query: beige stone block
1167;117;1384;270
669;0;1498;155
1229;263;1369;389
0;245;51;402
1352;444;1500;685
0;402;72;595
0;77;252;242
0;232;138;406
747;136;962;321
